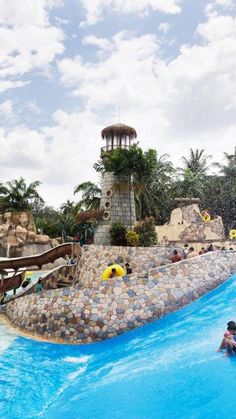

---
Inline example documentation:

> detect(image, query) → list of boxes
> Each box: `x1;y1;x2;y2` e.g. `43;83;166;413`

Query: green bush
134;216;157;247
109;221;127;246
126;230;139;247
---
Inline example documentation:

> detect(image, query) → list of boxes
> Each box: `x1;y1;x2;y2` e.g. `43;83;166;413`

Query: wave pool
1;273;236;418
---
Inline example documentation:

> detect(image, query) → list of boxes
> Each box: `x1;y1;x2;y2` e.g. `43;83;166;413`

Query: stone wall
4;250;236;344
11;265;76;300
76;244;183;286
94;172;136;245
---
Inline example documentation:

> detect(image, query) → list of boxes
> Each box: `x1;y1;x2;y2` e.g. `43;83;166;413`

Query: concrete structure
94;123;137;245
156;204;225;243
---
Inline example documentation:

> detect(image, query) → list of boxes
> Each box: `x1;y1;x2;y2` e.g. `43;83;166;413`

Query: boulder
26;230;36;243
15;225;27;243
35;234;50;244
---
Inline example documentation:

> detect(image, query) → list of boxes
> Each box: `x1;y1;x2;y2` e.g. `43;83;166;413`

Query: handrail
0;242;81;270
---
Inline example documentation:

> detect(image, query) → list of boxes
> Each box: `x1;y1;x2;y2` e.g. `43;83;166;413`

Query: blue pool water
1;273;236;419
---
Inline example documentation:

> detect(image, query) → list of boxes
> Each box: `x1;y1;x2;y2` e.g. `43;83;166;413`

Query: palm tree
1;177;44;211
212;148;236;231
181;148;212;177
94;145;175;222
74;181;101;210
214;148;236;178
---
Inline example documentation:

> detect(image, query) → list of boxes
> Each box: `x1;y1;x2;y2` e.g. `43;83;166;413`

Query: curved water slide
0;271;25;293
0;242;81;271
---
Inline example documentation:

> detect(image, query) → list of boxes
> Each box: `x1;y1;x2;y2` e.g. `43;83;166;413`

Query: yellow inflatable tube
229;229;236;240
101;264;125;280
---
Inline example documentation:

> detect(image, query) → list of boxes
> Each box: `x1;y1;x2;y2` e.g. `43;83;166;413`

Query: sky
0;0;236;208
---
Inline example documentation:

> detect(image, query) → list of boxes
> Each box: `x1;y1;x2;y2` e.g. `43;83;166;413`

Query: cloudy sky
0;0;236;208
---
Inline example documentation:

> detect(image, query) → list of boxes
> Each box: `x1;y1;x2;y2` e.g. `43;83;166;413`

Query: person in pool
217;321;236;354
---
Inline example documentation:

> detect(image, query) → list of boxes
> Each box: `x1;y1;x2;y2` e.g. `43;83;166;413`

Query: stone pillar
94;173;136;245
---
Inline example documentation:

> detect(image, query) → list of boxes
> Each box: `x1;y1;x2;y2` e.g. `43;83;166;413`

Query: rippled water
1;274;236;418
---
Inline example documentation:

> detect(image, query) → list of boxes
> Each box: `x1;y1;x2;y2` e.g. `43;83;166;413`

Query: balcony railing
101;144;130;153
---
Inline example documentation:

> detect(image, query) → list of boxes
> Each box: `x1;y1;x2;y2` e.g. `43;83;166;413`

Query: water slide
0;242;81;271
0;271;25;293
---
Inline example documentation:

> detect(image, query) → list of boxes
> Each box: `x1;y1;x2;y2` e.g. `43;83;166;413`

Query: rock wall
156;204;225;243
0;211;53;257
76;244;183;286
5;250;236;344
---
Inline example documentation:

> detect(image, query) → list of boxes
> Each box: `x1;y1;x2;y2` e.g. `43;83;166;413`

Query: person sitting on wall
35;278;43;293
199;247;206;255
171;250;182;263
183;244;189;259
125;263;132;274
187;247;198;258
109;268;117;278
207;243;214;252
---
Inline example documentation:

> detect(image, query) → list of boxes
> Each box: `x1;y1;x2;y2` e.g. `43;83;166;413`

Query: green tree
202;148;236;233
181;148;212;176
74;181;101;210
0;177;44;211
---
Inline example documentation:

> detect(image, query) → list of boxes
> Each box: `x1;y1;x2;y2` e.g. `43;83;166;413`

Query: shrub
110;221;127;246
134;216;157;247
126;230;139;247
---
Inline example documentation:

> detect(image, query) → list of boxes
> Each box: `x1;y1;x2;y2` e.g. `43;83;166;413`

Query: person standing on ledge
125;263;132;274
35;278;43;293
171;250;182;263
183;243;189;259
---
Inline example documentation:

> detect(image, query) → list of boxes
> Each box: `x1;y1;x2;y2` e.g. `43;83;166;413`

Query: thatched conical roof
101;123;137;139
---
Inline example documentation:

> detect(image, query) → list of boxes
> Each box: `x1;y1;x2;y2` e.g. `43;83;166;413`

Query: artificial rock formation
0;211;51;257
156;204;225;243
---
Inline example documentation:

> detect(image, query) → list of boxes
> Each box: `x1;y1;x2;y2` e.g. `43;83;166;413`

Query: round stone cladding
4;250;236;344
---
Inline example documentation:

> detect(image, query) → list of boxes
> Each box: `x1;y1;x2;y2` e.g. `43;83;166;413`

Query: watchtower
94;123;137;245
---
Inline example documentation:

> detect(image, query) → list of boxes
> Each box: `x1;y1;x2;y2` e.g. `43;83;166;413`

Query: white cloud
0;100;15;121
158;22;171;34
0;110;102;207
80;0;182;26
205;0;235;15
0;80;30;93
0;0;64;92
58;14;236;169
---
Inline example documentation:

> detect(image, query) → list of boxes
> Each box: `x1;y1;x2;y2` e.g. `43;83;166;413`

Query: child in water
217;321;236;355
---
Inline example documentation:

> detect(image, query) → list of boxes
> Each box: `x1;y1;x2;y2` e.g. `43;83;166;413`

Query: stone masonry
4;250;236;344
94;173;136;245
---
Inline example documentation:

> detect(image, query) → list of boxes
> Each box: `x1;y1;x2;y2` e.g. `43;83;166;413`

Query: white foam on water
63;355;91;364
67;366;87;381
0;323;16;354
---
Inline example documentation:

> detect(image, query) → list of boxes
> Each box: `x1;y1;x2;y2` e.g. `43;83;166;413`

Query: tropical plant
74;181;101;210
134;217;157;247
76;209;104;224
0;177;44;211
109;221;127;246
126;230;139;247
181;148;212;176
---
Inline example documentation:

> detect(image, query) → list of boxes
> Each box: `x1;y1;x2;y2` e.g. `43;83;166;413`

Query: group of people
218;321;236;356
171;243;216;263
